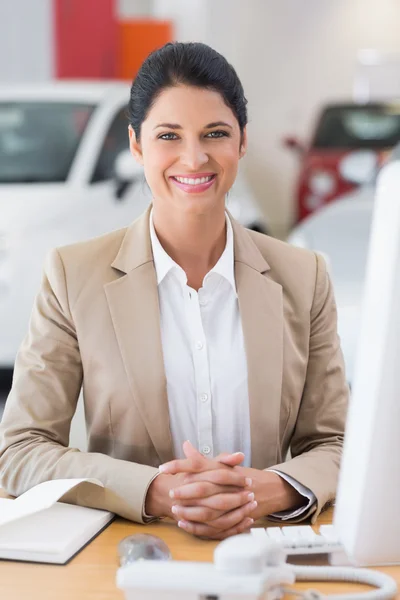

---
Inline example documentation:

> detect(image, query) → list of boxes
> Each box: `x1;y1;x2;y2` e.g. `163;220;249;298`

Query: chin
183;198;224;217
175;190;226;213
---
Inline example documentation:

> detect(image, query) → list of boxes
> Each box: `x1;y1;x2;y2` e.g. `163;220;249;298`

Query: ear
128;125;144;166
239;126;248;159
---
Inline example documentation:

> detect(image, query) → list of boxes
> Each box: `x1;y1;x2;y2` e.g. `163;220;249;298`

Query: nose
180;139;209;171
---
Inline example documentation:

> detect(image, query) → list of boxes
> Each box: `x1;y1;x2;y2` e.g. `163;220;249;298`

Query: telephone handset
116;533;397;600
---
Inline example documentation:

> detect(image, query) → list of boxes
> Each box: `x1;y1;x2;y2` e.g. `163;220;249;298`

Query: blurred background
1;0;400;413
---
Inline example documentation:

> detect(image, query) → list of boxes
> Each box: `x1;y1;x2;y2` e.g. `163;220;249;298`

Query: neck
152;203;227;290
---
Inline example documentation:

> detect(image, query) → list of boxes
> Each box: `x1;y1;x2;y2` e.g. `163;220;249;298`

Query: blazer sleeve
268;252;349;523
0;249;158;523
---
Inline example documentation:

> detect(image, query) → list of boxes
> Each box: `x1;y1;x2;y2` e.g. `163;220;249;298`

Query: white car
287;185;374;386
0;82;268;370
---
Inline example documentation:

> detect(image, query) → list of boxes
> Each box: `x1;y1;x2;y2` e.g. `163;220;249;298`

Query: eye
158;132;179;141
206;130;230;138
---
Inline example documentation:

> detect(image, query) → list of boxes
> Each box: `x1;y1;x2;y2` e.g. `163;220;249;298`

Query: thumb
182;439;204;459
216;451;245;467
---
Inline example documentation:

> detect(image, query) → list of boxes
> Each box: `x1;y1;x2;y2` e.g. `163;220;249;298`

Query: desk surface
0;495;399;600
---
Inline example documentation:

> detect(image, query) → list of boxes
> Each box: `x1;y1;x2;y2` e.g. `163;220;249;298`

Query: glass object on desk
118;534;172;566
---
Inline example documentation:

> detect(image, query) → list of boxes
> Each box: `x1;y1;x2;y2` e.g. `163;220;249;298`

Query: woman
0;42;348;540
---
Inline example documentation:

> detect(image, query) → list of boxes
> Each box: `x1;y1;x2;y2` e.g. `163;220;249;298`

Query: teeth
175;175;213;185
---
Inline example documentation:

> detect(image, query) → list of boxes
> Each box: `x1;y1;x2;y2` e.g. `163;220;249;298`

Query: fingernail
159;465;167;472
178;520;187;528
245;478;252;487
247;492;255;501
169;489;175;498
251;501;258;509
232;452;243;456
171;505;178;514
246;518;254;525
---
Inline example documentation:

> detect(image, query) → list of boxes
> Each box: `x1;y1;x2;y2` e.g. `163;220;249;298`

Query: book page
0;502;114;561
0;478;104;527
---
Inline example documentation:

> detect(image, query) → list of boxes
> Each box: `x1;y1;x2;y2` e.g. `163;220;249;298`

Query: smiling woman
126;43;248;290
0;42;348;542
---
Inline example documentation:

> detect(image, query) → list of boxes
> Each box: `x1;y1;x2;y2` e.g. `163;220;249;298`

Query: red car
286;102;400;223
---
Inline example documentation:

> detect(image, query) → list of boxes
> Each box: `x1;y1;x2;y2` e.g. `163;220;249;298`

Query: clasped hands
145;440;300;540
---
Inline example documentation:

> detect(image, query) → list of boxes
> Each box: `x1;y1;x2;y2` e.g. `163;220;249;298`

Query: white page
0;478;104;527
0;503;109;552
0;502;114;563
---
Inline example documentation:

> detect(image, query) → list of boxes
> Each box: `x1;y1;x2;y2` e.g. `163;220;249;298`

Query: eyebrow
153;121;233;130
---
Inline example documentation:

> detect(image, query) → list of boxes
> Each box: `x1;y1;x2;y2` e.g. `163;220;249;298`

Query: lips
170;173;217;194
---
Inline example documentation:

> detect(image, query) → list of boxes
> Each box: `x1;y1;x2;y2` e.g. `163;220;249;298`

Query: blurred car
287;186;374;385
285;101;400;223
0;82;268;370
288;139;400;384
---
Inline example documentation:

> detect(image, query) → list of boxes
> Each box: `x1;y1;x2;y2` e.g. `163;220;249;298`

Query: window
0;102;94;183
91;107;130;182
313;104;400;150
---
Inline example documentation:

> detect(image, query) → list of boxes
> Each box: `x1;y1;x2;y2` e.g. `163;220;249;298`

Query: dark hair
128;42;248;143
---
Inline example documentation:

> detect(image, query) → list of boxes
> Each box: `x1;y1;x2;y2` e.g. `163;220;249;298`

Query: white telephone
116;534;398;600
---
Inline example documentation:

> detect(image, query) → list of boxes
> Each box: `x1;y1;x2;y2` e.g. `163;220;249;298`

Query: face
129;85;247;217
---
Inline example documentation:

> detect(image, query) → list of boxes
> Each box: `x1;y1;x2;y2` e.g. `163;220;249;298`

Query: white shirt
149;211;315;520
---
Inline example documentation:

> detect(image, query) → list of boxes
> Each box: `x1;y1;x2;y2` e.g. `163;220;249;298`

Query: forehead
144;85;238;128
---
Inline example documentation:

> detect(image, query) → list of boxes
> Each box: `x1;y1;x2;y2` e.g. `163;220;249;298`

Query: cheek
215;142;240;167
217;144;241;181
142;142;175;183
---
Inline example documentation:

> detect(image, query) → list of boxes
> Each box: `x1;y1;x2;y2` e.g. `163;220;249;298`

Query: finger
181;469;251;489
172;491;254;521
182;440;204;459
171;481;245;501
162;443;245;475
159;455;206;475
206;499;258;531
178;487;245;505
204;518;255;540
177;489;247;507
215;452;245;467
178;516;254;540
172;504;224;523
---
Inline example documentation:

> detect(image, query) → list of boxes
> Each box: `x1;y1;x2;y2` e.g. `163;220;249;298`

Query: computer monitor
333;159;400;566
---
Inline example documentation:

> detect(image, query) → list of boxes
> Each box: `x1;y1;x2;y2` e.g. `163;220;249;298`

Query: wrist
145;473;175;518
234;467;305;519
258;471;305;515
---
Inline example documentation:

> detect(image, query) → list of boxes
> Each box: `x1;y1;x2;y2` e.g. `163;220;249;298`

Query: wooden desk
0;494;399;600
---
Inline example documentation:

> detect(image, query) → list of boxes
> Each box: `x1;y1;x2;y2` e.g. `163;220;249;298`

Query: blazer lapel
104;208;283;469
104;208;174;465
232;220;284;470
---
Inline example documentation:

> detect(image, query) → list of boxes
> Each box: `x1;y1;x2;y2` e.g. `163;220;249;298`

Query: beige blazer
0;207;348;524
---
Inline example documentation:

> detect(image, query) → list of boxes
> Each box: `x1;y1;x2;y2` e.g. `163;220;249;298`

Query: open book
0;478;114;564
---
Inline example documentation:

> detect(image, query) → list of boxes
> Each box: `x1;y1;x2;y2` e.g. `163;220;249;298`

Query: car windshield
0;102;95;183
313;104;400;150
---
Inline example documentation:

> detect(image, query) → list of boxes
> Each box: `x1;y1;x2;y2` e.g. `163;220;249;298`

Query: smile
170;173;217;193
173;175;214;185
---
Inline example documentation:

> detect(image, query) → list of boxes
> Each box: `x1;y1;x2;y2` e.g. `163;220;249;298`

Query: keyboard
250;524;343;556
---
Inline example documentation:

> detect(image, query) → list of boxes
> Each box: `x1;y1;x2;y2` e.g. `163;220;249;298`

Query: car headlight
339;150;377;185
308;170;336;196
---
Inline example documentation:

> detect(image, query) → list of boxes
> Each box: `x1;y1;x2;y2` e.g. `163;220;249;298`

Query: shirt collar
149;209;237;295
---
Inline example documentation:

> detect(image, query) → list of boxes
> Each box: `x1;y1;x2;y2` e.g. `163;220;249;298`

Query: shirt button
199;298;207;306
195;341;204;350
200;393;209;402
202;445;211;455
